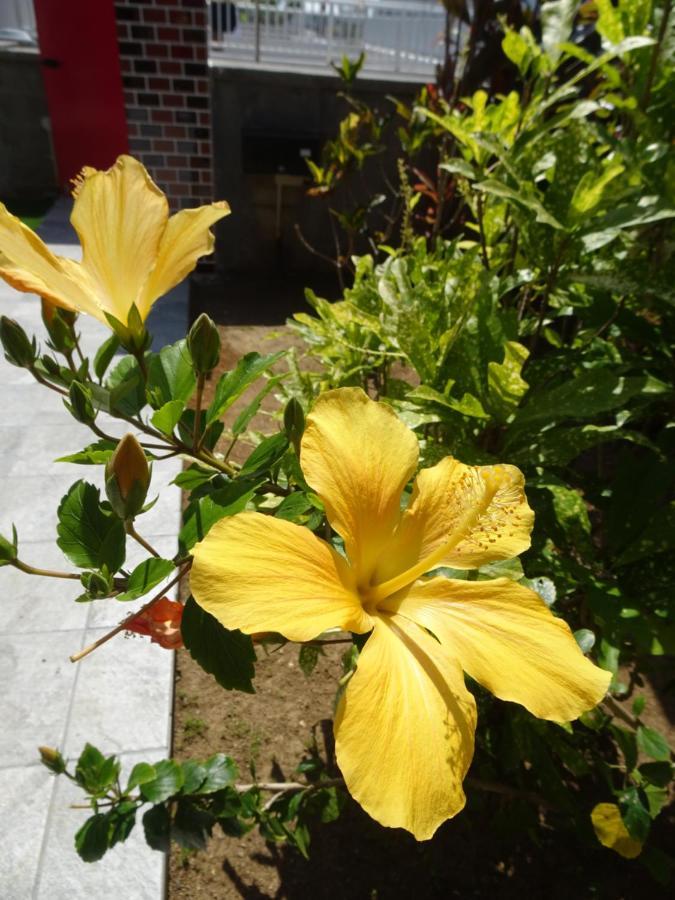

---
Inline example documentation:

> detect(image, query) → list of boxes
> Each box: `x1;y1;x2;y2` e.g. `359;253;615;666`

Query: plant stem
641;0;672;110
12;559;81;580
192;373;205;451
69;565;189;663
476;194;490;269
125;522;160;558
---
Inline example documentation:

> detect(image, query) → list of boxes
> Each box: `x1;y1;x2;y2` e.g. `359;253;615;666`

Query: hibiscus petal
385;576;610;722
137;202;230;319
190;511;370;642
0;204;97;315
374;457;533;585
70;155;168;323
301;388;418;585
335;613;476;840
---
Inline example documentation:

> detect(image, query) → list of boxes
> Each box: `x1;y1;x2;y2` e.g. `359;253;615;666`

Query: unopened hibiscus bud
66;381;96;424
284;397;305;453
0;316;36;368
38;745;66;774
80;569;114;599
188;312;221;374
126;597;184;650
41;298;76;353
105;434;150;521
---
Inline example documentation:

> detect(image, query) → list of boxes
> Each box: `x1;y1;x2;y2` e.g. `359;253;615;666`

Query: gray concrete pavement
0;199;186;899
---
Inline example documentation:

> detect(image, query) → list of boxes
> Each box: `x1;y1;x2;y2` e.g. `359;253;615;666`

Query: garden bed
167;323;674;899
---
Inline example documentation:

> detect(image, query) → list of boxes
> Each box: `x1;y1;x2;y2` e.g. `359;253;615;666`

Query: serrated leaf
75;814;110;863
57;481;126;572
126;762;157;792
274;492;313;522
140;759;184;803
143;804;171;852
181;596;256;693
239;432;289;477
172;800;216;850
147;339;196;405
180;760;207;795
205;351;284;427
299;644;321;676
637;726;671;761
179;478;260;552
56;440;117;466
151;399;184;435
195;754;238;794
93;335;120;381
116;558;175;601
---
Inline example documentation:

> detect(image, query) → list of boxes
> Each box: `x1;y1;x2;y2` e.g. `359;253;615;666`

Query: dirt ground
168;323;674;900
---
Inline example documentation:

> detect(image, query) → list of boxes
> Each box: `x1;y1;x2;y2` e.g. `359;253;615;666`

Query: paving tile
63;626;174;757
0;541;90;635
0;630;83;768
0;764;55;900
35;750;167;900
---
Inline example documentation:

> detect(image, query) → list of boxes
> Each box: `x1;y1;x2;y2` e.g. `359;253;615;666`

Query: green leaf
151;399;184;435
179;478;261;552
106;356;146;416
299;644;321;676
93;335;120;381
180;760;207;794
173;465;216;491
239;433;289;477
632;695;646;717
181;596;256;693
619;787;651;843
639;762;673;789
274;492;313;522
486;340;529;421
205;351;284;427
143;804;171;852
107;802;136;849
172;800;216;850
147;339;196;406
612;726;638;772
56;440;117;466
56;481;126;572
195;753;238;794
232;374;285;436
126;762;157;792
140;759;185;803
75;744;121;795
541;0;578;65
116;558;175;602
75;814;111;863
637;726;671;762
438;159;477;180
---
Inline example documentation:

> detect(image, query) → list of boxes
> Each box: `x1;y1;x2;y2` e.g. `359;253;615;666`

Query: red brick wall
114;0;213;211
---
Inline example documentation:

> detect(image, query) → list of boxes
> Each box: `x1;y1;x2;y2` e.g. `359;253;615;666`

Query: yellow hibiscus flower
190;387;610;840
0;155;229;329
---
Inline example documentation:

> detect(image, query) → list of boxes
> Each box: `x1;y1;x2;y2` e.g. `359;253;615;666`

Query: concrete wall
211;66;419;273
0;47;57;203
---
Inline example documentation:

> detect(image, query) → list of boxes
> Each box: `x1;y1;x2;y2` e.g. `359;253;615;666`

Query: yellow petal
301;388;418;586
137;202;230;319
335;613;476;840
373;457;533;587
385;576;610;722
591;803;643;859
70;155;169;324
190;511;370;642
0;204;97;315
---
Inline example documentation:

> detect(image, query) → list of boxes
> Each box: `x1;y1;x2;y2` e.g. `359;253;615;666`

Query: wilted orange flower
126;597;184;650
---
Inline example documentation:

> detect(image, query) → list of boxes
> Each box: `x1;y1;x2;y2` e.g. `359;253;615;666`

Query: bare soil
168;324;674;900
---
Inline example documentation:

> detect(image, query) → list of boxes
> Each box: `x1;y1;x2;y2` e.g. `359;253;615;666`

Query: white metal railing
208;0;447;79
0;0;37;44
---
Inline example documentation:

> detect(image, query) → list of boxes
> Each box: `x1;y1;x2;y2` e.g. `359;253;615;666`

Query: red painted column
34;0;129;187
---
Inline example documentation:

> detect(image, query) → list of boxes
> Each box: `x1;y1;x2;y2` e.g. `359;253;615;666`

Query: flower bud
0;316;36;368
188;312;221;374
105;434;151;521
0;527;18;566
38;746;66;774
66;381;96;424
284;397;305;453
80;569;114;599
104;304;151;354
42;299;76;353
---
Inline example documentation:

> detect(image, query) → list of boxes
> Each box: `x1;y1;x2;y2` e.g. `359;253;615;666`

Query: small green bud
41;298;76;354
284;397;305;453
38;746;67;774
66;381;96;424
80;569;114;599
187;313;221;374
105;433;151;521
0;526;18;566
0;316;36;368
